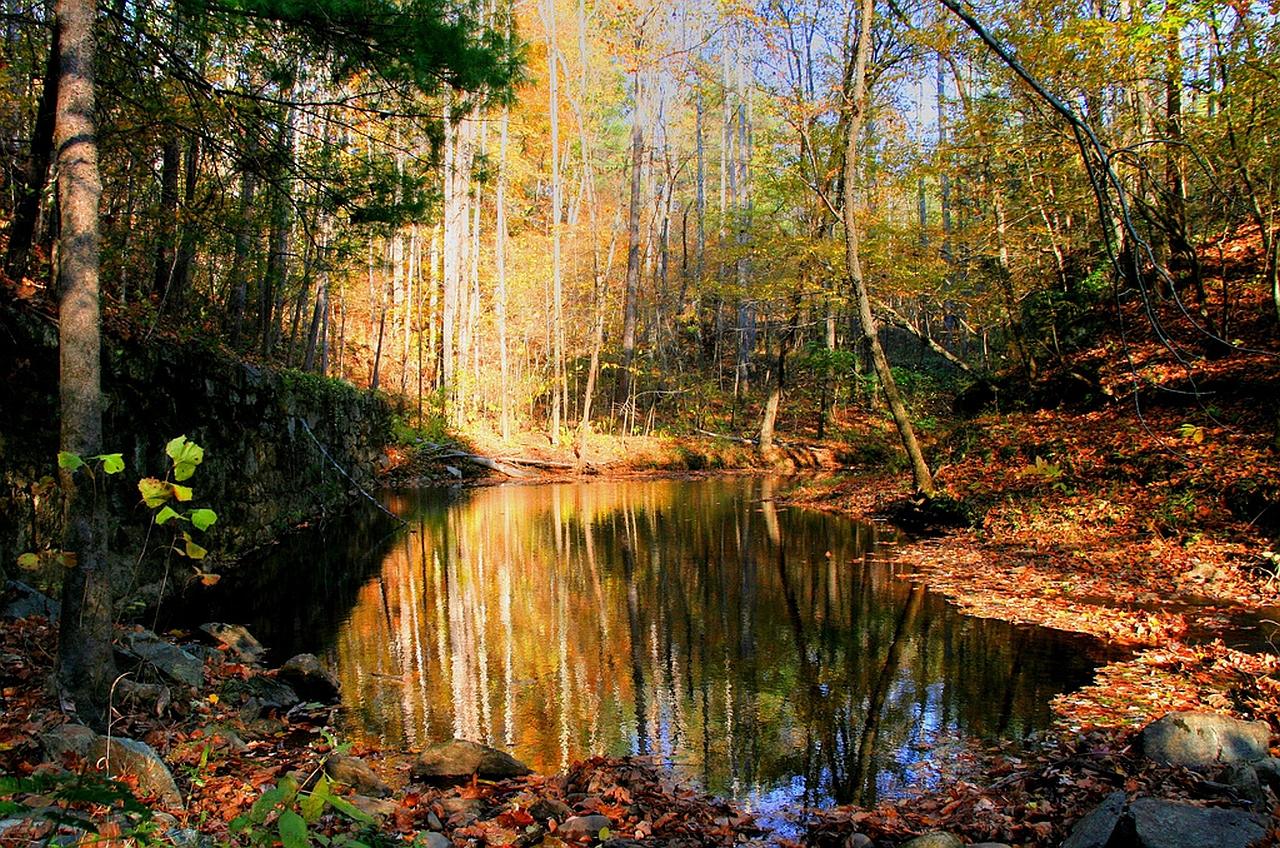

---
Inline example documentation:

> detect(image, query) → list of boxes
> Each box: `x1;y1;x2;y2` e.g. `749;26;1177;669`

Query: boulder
200;623;268;665
1221;762;1270;807
1127;798;1267;848
1140;711;1271;768
324;754;391;797
276;654;340;704
1;581;59;621
221;673;300;714
900;834;962;848
39;723;99;763
117;629;205;688
1063;789;1127;848
410;739;532;782
1252;757;1280;793
89;736;183;811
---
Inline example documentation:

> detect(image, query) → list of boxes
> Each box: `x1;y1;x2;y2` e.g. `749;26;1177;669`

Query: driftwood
417;442;607;476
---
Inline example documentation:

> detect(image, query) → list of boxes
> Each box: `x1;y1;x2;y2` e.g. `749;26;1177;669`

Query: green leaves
166;435;205;482
139;437;217;559
57;451;124;476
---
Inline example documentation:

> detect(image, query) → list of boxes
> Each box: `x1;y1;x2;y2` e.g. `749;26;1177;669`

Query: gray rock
117;629;205;688
528;797;573;822
113;678;172;715
200;727;249;754
89;736;183;811
222;673;300;713
1222;762;1270;807
1253;757;1280;793
324;754;391;797
346;795;399;819
1063;789;1127;848
1141;711;1271;768
560;814;613;841
410;739;532;782
40;723;99;763
899;833;962;848
200;623;268;665
2;581;59;622
1128;798;1268;848
413;833;451;848
277;654;340;703
841;834;872;848
437;796;484;824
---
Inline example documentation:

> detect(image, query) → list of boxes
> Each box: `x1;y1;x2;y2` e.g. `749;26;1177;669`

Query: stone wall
0;298;394;602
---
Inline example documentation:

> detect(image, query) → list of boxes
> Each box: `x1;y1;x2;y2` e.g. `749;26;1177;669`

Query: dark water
186;477;1112;815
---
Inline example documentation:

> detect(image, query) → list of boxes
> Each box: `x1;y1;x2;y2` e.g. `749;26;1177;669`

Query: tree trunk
616;70;643;410
842;0;935;496
53;0;116;731
5;23;60;281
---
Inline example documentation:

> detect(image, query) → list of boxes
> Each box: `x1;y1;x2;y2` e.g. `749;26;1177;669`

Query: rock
276;654;340;704
2;581;60;622
222;673;300;713
39;723;99;763
89;736;183;811
200;623;268;665
1063;789;1127;848
560;814;613;841
324;754;391;797
437;796;484;824
1140;711;1271;768
242;717;288;739
410;739;532;782
113;678;172;715
1127;797;1267;848
413;833;452;848
1221;762;1270;807
841;834;873;848
347;795;399;819
1253;756;1280;792
899;833;962;848
116;629;205;688
528;797;573;823
199;727;249;754
968;844;1012;848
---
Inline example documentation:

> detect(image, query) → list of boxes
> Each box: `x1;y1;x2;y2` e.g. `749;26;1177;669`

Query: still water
191;477;1110;812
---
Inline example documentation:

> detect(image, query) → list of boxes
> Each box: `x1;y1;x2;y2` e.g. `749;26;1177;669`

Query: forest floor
7;284;1280;844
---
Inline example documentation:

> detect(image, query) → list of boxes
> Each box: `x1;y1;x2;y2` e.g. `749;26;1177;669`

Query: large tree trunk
53;0;116;731
841;0;935;496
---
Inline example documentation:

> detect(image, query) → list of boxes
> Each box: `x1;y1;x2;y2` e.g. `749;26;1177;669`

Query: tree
54;0;116;730
842;0;934;496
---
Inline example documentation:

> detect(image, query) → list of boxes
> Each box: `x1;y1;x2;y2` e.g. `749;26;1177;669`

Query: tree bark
842;0;935;496
616;70;643;411
5;23;60;281
53;0;116;731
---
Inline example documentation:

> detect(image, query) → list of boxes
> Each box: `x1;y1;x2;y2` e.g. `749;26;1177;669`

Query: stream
184;476;1115;818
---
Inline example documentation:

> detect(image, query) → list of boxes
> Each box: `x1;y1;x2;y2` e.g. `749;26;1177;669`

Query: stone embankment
1;298;393;600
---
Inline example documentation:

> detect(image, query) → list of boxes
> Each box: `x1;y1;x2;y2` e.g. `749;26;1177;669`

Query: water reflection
329;478;1106;809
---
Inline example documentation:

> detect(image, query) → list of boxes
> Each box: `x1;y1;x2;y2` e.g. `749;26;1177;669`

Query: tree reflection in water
318;478;1107;810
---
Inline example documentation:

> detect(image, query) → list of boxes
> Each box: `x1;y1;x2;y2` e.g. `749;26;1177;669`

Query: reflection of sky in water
207;477;1111;816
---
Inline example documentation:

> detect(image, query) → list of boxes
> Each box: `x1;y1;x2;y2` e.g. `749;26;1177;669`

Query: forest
3;0;1280;844
5;0;1276;451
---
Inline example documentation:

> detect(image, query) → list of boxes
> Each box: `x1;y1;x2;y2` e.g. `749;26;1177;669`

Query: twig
296;418;406;525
